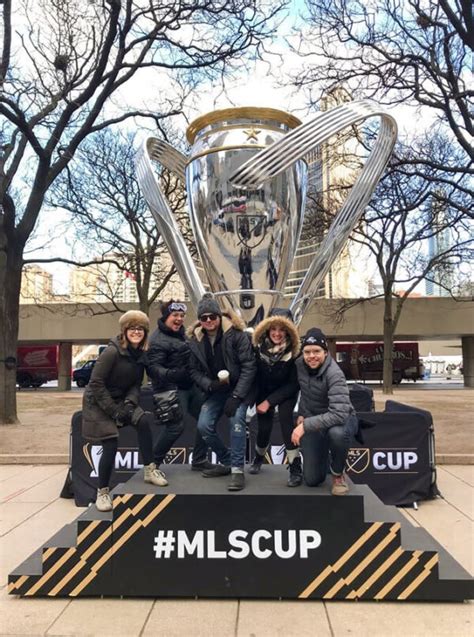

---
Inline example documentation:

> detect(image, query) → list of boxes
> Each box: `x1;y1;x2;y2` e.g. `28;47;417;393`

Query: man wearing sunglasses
188;293;256;491
147;300;215;479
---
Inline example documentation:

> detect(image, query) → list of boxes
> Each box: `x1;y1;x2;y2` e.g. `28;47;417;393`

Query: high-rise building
425;197;454;297
285;87;371;300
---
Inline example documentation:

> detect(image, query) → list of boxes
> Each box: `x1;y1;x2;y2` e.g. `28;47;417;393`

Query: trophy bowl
185;107;307;325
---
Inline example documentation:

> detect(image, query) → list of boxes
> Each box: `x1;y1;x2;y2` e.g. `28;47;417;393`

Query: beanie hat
197;293;222;318
160;300;187;321
302;327;328;351
119;310;150;334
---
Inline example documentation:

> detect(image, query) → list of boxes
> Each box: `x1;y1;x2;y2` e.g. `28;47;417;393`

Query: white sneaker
144;463;168;487
96;487;113;512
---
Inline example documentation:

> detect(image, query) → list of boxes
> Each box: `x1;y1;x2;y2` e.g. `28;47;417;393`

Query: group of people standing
82;294;357;511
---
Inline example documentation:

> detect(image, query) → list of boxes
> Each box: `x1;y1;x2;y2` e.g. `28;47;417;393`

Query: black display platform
9;466;473;601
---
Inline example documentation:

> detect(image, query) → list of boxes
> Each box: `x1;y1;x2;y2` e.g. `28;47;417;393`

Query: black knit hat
302;327;328;351
197;293;222;318
160;300;187;321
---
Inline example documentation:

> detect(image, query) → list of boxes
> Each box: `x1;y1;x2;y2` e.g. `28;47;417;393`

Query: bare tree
294;0;473;162
327;132;473;393
42;128;192;315
0;0;283;423
290;2;473;391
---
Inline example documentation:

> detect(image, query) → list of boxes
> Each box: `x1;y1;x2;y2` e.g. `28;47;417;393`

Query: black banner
248;409;436;507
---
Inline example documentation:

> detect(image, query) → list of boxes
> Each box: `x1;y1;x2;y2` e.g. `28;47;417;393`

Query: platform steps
8;468;473;601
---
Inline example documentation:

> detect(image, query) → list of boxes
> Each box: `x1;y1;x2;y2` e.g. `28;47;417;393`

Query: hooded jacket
187;312;256;403
252;315;301;406
82;336;146;442
296;353;355;433
147;319;192;392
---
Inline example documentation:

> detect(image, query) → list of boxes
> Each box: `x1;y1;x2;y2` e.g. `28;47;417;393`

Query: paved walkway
0;464;472;636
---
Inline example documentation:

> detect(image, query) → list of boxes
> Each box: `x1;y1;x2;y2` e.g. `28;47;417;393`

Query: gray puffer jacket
296;354;355;433
82;337;145;442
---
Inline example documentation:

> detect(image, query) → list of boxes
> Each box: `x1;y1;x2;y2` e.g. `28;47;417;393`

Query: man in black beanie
188;293;256;491
291;327;358;495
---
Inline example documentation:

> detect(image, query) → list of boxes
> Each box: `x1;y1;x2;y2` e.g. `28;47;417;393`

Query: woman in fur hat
82;310;159;512
249;311;302;486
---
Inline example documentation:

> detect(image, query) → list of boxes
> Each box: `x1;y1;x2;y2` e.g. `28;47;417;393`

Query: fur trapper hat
119;310;150;334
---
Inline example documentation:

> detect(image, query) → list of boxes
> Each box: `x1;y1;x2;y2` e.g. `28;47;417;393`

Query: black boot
249;453;264;474
287;457;303;487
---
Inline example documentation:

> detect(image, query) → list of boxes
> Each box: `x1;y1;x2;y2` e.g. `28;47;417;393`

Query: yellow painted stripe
8;575;29;592
24;547;76;596
397;555;439;600
48;557;89;597
69;568;97;597
344;523;400;585
374;551;422;600
299;565;333;599
42;547;56;562
323;577;347;599
77;520;101;545
298;522;383;599
68;494;175;597
333;523;383;571
142;494;175;527
354;547;404;598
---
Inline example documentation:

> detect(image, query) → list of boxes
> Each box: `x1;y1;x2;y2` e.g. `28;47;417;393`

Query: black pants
98;413;154;488
153;387;209;466
256;396;298;451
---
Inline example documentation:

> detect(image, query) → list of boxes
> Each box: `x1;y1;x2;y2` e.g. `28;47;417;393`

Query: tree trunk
382;293;395;395
0;234;23;423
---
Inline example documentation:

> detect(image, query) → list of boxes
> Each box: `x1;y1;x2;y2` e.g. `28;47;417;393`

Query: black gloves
224;395;241;417
114;402;135;426
166;368;188;384
208;380;228;394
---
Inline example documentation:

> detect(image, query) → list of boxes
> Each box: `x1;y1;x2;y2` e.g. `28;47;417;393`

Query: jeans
301;414;358;486
177;388;208;465
197;392;247;469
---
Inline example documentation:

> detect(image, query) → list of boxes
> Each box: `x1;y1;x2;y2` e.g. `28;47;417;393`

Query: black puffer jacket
147;319;192;392
187;312;256;404
82;337;145;442
252;315;300;405
296;354;355;432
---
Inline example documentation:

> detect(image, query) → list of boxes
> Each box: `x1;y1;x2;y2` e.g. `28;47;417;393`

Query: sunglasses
199;313;219;322
127;326;145;333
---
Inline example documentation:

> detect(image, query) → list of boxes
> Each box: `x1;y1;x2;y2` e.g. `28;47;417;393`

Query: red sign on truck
336;342;424;384
16;346;59;388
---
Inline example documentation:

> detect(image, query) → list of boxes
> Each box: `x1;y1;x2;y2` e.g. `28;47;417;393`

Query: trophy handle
135;139;206;306
230;100;397;324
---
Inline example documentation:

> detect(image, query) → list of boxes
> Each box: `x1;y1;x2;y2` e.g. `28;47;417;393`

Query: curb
0;454;69;465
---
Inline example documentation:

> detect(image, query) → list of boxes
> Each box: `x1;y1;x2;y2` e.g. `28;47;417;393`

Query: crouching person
82;311;156;512
291;328;358;496
188;294;256;491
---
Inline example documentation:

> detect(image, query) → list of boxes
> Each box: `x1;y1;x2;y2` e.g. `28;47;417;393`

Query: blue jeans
196;392;247;469
301;415;358;486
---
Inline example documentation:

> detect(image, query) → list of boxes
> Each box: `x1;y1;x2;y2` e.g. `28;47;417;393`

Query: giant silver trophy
136;103;397;325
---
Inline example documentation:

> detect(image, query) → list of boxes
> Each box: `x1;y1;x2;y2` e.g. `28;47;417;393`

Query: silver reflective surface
186;115;307;324
136;102;397;325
